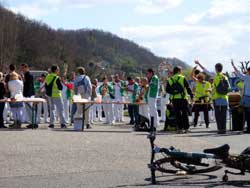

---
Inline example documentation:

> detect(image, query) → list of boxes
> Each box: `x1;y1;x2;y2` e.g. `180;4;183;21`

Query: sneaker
176;129;184;134
184;129;191;133
26;124;38;129
61;124;67;128
9;123;15;128
86;124;92;129
48;124;54;128
217;130;226;134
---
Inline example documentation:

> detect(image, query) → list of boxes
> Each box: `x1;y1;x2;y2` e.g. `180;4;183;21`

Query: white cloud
8;0;135;18
8;0;183;19
208;0;250;18
184;12;207;24
10;3;49;19
42;0;134;8
121;22;250;71
135;0;183;14
184;0;250;24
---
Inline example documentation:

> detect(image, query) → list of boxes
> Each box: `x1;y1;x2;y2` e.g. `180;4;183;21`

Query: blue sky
3;0;250;71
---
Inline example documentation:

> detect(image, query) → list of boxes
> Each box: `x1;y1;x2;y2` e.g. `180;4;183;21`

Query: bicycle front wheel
154;157;222;174
170;159;222;174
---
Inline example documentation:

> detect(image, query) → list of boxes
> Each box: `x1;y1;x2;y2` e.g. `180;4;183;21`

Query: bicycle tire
171;160;222;174
155;157;222;174
153;157;180;174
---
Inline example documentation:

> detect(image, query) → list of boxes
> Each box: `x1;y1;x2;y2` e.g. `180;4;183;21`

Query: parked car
30;70;48;81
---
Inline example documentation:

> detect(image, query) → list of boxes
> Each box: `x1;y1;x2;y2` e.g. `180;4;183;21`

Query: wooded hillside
0;5;189;78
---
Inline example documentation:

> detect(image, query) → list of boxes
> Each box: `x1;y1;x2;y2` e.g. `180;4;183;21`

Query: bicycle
147;117;222;184
147;117;250;184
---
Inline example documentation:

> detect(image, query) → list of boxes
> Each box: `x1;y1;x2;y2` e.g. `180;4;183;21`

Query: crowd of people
0;61;249;135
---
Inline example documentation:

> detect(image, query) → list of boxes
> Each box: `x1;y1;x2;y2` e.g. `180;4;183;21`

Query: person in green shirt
212;63;230;134
166;66;193;133
191;70;212;128
45;65;67;129
126;76;139;126
147;68;159;129
99;76;114;125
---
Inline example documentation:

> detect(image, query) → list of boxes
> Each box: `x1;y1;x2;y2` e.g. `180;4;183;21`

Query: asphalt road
0;121;249;188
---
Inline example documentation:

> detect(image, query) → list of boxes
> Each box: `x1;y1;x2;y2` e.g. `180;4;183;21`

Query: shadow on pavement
51;129;132;133
143;174;250;188
0;129;26;131
109;174;242;188
182;131;243;138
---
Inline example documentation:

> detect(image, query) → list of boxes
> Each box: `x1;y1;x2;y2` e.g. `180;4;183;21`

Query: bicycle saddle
203;144;230;159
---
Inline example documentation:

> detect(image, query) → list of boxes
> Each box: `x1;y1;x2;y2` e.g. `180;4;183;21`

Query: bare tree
239;61;250;73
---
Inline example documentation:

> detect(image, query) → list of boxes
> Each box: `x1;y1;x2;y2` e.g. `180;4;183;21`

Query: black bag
216;77;230;95
45;76;57;97
168;77;184;95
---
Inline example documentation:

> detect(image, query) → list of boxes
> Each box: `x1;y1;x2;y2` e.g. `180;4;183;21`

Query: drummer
191;70;212;128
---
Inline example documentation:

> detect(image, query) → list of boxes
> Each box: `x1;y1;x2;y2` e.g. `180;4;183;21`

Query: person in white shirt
8;72;24;128
99;76;114;125
89;79;103;122
36;74;49;123
113;74;125;122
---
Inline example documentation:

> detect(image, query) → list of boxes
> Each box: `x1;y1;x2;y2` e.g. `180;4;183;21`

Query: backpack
45;76;57;97
216;76;229;95
76;76;87;95
168;77;184;95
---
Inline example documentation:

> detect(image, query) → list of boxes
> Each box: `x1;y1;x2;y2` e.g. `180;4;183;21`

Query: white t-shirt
114;82;121;98
8;80;24;98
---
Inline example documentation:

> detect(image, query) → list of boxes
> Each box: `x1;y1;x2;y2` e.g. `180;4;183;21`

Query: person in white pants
159;79;169;122
113;74;125;122
89;79;97;123
36;74;48;123
99;76;114;125
95;82;103;122
147;69;159;128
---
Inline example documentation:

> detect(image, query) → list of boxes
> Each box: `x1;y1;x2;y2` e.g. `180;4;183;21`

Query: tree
239;61;250;73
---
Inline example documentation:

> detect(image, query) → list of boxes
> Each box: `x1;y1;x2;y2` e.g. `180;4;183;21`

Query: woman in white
89;79;103;123
8;72;24;128
99;76;114;125
36;74;48;123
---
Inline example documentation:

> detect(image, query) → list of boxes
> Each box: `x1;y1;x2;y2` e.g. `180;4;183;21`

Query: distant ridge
0;5;190;78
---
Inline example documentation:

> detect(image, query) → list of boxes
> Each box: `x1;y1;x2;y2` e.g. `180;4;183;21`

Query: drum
228;92;241;107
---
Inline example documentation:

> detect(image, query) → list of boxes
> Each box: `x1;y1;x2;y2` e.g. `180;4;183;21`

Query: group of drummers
164;60;250;134
0;61;249;134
